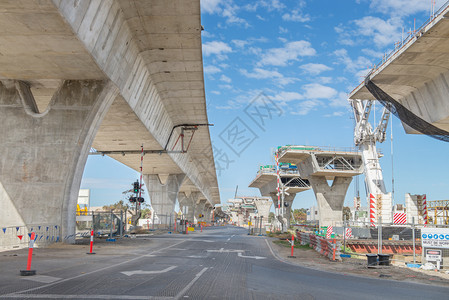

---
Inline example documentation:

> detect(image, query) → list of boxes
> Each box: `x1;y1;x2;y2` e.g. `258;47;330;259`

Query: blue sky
82;0;449;210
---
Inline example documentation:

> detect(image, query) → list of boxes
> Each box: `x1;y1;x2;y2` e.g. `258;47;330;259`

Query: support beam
144;174;185;224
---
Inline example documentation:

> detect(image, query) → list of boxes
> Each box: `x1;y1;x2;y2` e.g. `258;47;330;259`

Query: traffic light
133;181;140;193
284;202;289;207
137;197;144;203
129;196;136;203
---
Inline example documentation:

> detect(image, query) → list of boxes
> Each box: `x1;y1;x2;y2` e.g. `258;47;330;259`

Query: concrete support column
204;206;212;223
144;174;185;224
195;199;207;223
269;193;295;231
254;198;272;227
308;176;352;227
178;191;200;223
0;80;118;243
230;211;238;224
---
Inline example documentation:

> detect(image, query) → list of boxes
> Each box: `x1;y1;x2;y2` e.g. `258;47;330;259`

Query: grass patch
273;240;311;250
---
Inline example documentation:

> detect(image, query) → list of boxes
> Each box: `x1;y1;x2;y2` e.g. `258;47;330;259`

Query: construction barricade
296;231;342;261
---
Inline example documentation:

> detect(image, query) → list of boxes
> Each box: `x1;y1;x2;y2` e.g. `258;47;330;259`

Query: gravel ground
267;236;449;287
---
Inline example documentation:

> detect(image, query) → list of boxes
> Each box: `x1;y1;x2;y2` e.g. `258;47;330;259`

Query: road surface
0;226;448;299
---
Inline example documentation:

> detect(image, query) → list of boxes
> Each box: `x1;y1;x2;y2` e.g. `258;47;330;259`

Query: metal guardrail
277;145;359;157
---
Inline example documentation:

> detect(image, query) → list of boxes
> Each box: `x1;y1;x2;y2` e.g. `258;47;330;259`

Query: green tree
102;200;130;212
268;212;275;222
342;206;351;222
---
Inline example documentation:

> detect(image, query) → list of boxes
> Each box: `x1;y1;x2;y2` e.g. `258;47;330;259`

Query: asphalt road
0;226;448;299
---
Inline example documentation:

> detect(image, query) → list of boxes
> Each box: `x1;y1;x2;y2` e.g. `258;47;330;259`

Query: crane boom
350;99;392;225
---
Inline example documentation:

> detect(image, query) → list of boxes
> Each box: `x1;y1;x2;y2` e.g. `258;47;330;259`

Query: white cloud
240;68;283;79
370;0;447;17
244;0;286;12
279;26;288;34
231;39;249;48
302;83;338;99
240;68;297;86
333;48;372;76
201;0;249;27
329;92;349;107
258;40;316;66
220;75;232;83
291;100;322;115
300;63;332;75
201;0;223;14
204;65;221;74
353;16;402;48
362;48;385;58
282;10;310;22
271;91;304;102
319;77;333;84
202;41;232;59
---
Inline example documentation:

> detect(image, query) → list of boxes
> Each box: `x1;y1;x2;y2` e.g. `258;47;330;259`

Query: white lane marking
237;252;266;260
5;239;188;297
121;266;177;276
187;255;205;258
21;275;62;284
2;294;170;299
174;267;208;300
206;248;243;253
265;238;278;258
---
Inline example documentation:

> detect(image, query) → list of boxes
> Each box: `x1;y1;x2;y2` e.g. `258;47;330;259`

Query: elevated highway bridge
0;0;219;243
349;3;449;140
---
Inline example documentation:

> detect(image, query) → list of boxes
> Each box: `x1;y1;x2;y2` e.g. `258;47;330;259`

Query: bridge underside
349;6;449;137
0;0;218;243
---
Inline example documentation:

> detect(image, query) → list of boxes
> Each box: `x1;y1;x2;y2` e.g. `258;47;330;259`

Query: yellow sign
248;222;252;226
188;227;195;232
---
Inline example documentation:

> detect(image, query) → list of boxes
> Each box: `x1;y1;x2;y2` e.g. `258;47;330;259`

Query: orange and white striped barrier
87;230;95;255
20;232;36;276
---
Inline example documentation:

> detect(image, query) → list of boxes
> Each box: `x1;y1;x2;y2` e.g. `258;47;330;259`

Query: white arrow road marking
237;253;266;260
121;266;177;276
206;248;243;253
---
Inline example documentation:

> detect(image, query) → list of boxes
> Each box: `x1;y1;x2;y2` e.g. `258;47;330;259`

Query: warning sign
426;249;442;262
421;228;449;249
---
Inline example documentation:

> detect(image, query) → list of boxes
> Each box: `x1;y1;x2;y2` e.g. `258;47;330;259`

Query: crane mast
350;99;392;225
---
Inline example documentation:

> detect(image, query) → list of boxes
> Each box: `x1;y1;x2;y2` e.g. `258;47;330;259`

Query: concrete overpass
349;3;449;139
0;0;219;243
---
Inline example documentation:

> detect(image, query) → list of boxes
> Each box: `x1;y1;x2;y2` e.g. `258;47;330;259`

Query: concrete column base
145;174;185;225
308;176;352;227
178;191;200;223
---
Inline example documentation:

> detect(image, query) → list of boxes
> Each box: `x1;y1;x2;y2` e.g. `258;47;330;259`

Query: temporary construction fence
296;231;341;261
0;224;61;251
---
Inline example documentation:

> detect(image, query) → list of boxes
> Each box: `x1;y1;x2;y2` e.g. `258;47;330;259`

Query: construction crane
350;99;392;225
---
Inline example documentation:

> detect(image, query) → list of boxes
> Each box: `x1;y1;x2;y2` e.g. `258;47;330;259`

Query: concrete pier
144;174;185;224
178;191;201;223
0;80;118;243
278;146;363;227
249;165;310;231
